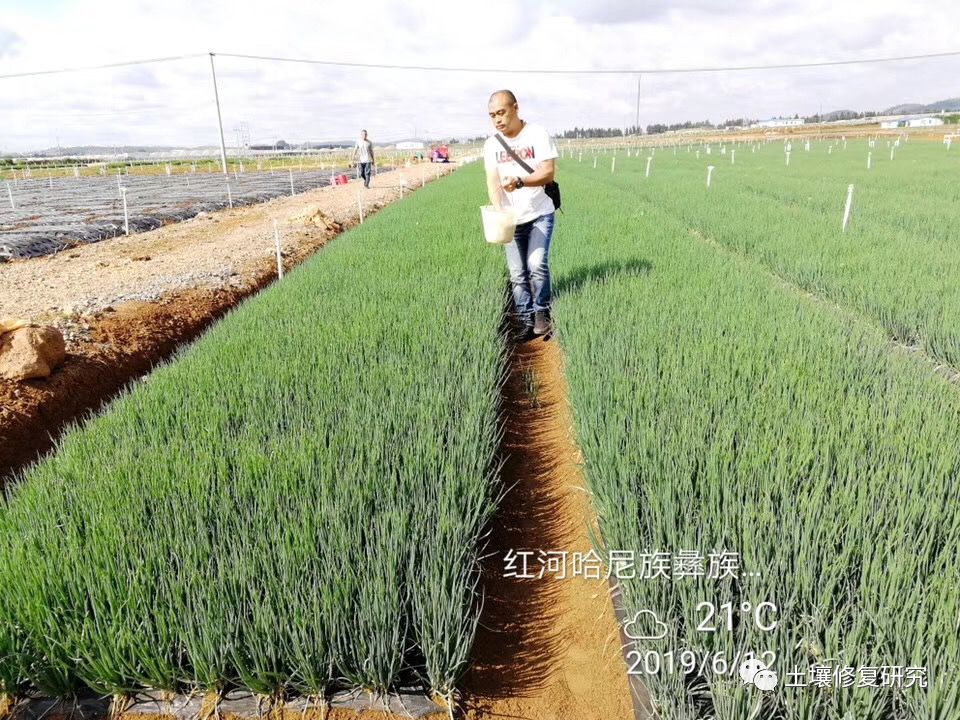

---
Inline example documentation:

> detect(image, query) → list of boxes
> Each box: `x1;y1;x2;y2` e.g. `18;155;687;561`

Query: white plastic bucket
481;205;517;245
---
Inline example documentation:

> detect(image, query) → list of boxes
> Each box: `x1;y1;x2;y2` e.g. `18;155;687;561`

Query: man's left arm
502;128;557;191
502;160;554;192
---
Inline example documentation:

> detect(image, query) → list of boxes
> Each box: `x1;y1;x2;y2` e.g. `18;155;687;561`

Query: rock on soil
0;326;66;381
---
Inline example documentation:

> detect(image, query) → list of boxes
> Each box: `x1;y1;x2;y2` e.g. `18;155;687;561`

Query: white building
880;120;902;129
750;118;805;129
907;117;944;128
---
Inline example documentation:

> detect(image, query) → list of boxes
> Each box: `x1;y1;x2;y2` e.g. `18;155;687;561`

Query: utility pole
209;53;229;175
635;75;641;135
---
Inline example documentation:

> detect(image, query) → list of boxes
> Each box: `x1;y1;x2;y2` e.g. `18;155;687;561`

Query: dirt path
462;336;642;720
0;163;456;483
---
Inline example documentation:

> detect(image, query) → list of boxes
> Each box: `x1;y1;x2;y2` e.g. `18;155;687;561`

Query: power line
217;49;960;75
0;53;206;80
1;48;958;80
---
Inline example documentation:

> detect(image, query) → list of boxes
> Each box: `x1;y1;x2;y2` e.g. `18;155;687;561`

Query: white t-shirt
483;122;559;223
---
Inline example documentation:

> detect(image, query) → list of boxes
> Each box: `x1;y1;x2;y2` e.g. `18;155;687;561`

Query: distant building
907;117;944;128
750;118;804;129
880;120;903;129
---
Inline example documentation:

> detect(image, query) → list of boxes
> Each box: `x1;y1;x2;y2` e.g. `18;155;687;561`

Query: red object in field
430;145;450;163
333;174;349;185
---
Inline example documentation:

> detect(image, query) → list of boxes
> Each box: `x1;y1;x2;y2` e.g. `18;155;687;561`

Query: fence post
842;184;854;232
120;187;129;235
273;219;284;279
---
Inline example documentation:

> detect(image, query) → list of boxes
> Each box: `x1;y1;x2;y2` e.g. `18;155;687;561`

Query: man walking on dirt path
354;130;375;189
484;90;558;341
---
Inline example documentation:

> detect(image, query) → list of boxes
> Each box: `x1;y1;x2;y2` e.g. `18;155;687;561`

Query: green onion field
2;135;959;720
556;137;960;719
0;170;507;703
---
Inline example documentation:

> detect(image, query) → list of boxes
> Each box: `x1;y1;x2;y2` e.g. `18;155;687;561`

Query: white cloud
0;27;22;58
0;0;956;152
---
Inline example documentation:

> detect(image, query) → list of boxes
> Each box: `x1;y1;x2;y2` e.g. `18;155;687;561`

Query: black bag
495;133;562;212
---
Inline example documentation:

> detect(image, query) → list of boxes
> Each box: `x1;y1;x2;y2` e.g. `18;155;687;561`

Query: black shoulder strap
495;133;535;174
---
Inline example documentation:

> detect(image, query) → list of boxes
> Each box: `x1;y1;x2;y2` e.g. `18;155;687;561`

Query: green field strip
0;168;508;703
584;140;960;372
553;161;960;719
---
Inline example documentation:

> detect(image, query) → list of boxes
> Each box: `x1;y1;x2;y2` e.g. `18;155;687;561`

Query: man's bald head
489;89;518;106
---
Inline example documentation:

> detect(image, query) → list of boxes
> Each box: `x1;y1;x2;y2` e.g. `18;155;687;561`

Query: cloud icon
623;609;668;641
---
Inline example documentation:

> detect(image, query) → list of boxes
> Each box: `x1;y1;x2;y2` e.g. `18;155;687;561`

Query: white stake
645;156;652;177
578;151;582;162
890;147;895;161
842;184;854;232
117;170;122;197
611;156;616;173
273;219;284;279
867;152;872;170
593;156;597;169
730;149;735;165
358;193;364;223
226;182;233;208
120;187;129;235
6;182;14;210
785;151;791;166
73;166;80;178
48;175;53;189
696;150;700;159
289;168;295;196
706;165;715;187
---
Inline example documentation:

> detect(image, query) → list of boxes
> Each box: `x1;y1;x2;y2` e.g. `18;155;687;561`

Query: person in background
353;130;375;188
483;89;558;341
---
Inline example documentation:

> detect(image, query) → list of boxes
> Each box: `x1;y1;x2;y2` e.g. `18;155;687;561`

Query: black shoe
533;310;551;336
514;324;536;343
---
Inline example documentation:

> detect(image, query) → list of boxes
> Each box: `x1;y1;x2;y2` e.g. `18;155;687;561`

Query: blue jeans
358;162;372;187
505;212;555;326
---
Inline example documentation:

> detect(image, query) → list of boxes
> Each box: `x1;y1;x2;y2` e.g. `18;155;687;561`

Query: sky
0;0;957;152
